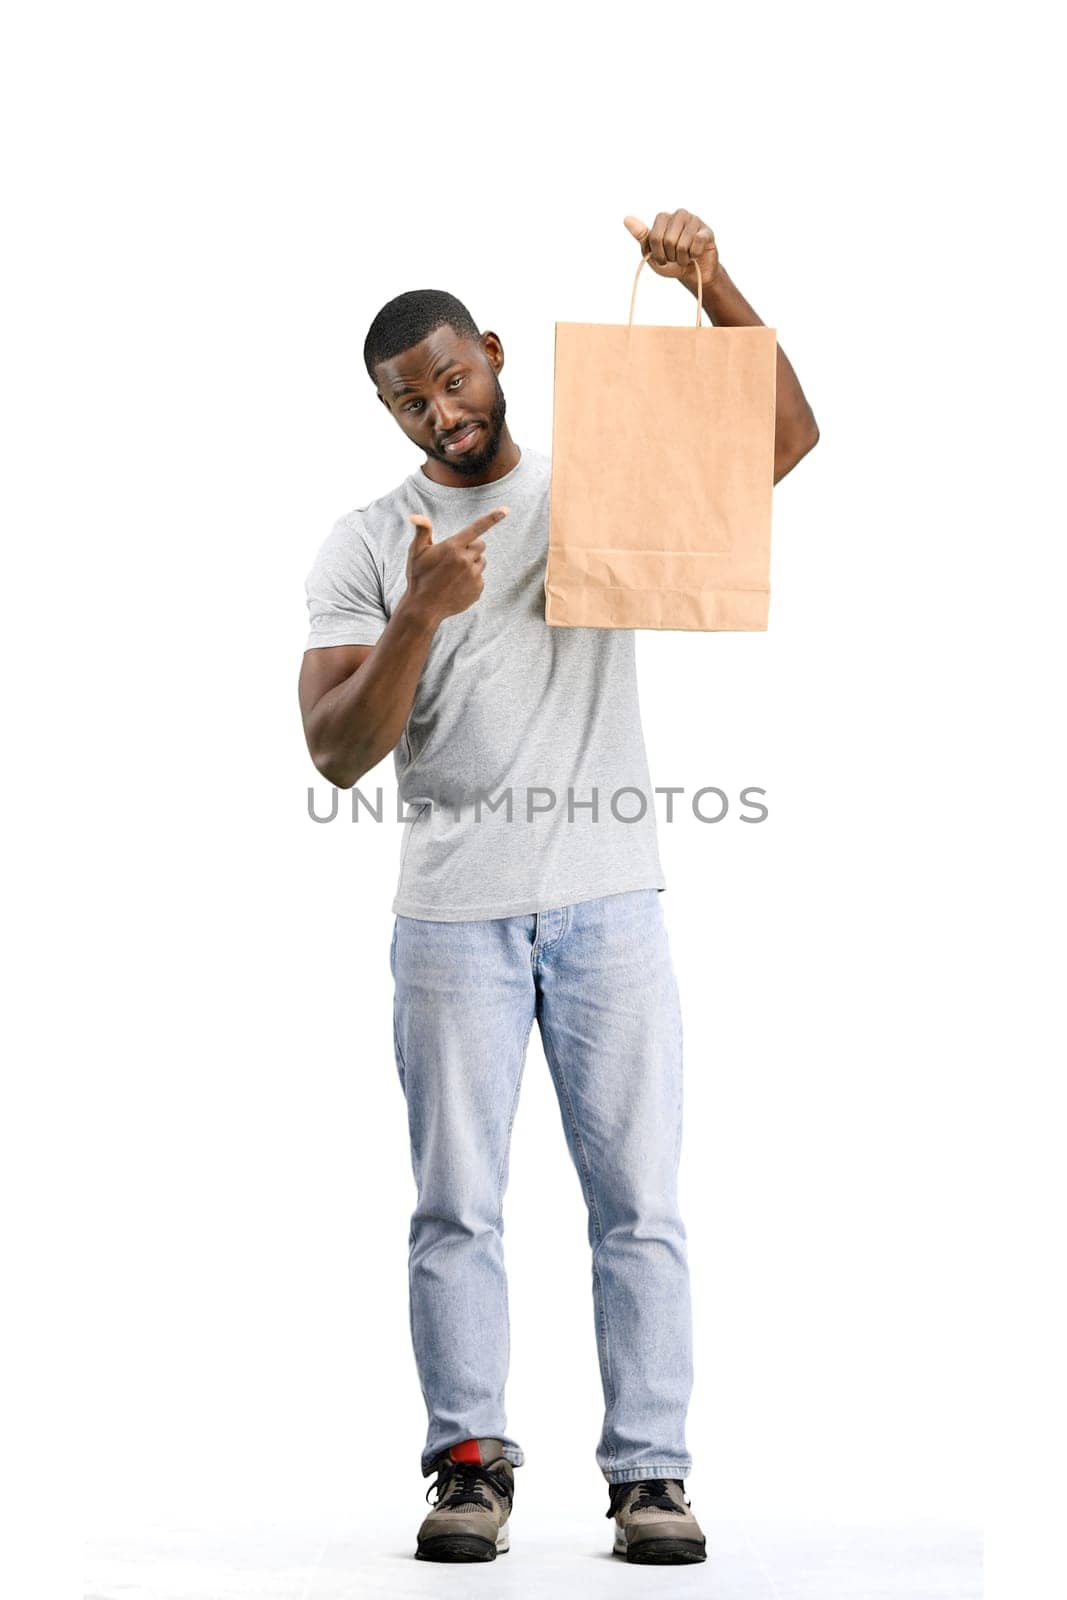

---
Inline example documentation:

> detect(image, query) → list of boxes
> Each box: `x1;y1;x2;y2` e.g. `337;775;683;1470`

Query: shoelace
426;1459;511;1511
607;1477;687;1518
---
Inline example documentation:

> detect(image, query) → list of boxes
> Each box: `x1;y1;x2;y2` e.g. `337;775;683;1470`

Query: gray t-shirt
304;444;666;921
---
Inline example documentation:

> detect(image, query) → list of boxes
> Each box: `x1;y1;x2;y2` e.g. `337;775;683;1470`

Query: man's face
375;324;507;478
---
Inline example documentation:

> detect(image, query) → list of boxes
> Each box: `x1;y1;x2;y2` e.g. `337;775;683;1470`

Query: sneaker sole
613;1535;707;1564
416;1522;510;1562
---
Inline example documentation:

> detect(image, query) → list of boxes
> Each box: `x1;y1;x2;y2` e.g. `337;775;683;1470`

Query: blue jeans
390;887;694;1485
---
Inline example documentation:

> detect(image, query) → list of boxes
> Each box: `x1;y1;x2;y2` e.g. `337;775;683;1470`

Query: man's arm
623;210;820;484
687;263;820;485
299;503;506;787
298;594;439;789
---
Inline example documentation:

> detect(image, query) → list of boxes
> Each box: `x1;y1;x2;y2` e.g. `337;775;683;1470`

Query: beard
430;373;508;477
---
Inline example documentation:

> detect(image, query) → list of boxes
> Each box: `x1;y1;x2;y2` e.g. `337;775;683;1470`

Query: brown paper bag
544;255;778;630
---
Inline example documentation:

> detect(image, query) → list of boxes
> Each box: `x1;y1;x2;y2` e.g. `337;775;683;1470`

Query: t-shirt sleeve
304;513;389;650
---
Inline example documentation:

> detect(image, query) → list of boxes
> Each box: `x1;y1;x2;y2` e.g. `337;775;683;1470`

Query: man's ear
481;330;504;374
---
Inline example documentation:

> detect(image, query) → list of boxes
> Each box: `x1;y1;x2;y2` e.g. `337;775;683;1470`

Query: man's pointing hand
403;506;510;628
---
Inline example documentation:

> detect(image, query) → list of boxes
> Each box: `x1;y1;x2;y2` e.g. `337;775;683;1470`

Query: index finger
448;506;510;544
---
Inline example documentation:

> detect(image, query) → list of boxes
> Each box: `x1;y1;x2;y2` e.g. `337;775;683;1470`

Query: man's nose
430;398;465;435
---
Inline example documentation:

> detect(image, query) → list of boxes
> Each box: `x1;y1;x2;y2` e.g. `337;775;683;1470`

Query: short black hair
363;289;482;387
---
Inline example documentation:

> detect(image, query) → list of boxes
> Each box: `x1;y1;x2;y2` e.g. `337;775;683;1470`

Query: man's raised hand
403;506;510;627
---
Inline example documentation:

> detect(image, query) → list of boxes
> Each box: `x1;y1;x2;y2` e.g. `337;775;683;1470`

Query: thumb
408;513;434;548
623;214;650;248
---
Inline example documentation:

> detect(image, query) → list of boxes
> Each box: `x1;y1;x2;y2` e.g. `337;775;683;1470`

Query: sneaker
607;1476;707;1564
415;1438;514;1562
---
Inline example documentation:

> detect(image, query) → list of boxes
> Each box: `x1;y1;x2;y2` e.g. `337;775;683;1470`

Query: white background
4;3;1062;1596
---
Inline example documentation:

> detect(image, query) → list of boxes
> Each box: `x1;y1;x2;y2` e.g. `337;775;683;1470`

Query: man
298;208;819;1565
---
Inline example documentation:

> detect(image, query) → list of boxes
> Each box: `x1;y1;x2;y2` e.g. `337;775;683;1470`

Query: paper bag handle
627;253;706;329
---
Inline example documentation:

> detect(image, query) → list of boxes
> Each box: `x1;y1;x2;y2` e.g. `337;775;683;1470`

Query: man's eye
406;375;463;413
